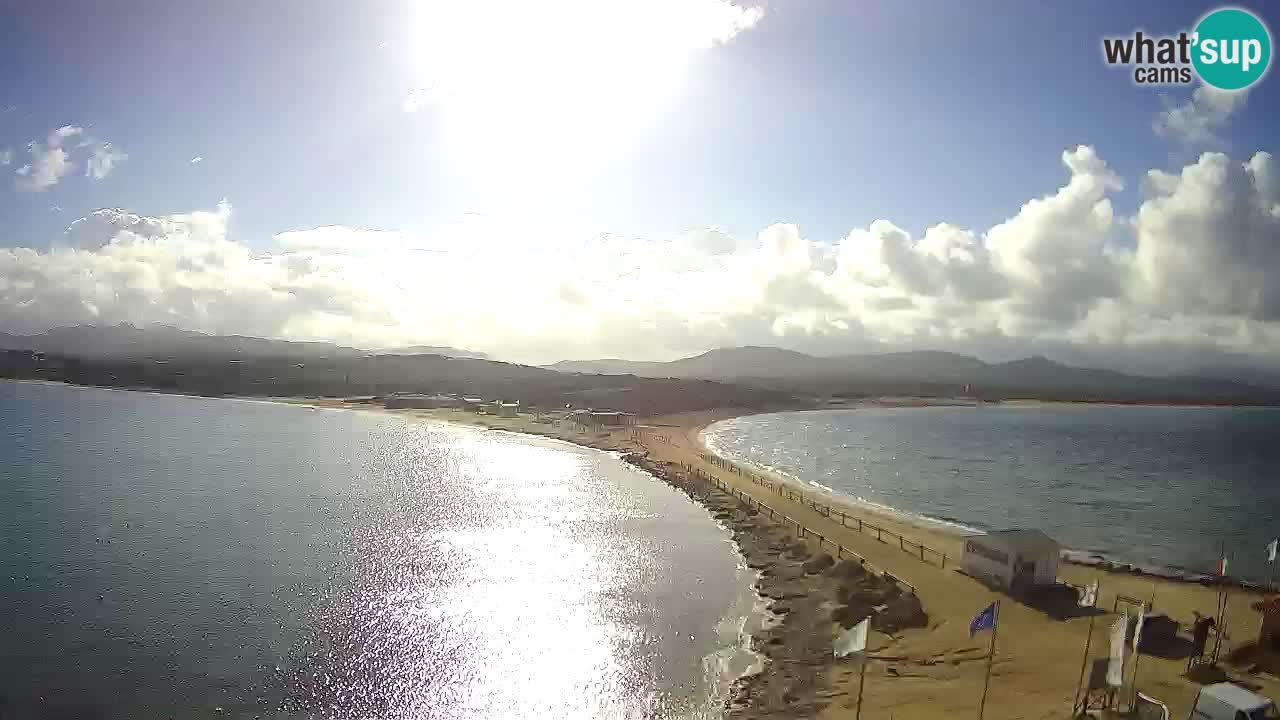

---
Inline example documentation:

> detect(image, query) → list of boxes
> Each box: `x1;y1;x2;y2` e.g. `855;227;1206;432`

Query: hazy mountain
547;346;1276;404
1189;365;1280;391
380;345;490;360
0;325;487;363
0;324;362;361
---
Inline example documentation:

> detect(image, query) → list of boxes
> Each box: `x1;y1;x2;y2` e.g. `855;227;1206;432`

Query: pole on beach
855;651;869;720
1211;549;1232;663
1070;580;1100;716
1071;612;1097;715
978;600;1000;720
1129;588;1156;709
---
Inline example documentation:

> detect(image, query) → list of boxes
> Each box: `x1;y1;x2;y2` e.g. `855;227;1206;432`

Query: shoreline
10;381;1280;717
266;399;1280;718
699;407;1280;593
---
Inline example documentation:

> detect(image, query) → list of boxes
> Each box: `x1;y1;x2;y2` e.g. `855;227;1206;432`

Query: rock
802;553;835;574
829;559;867;579
871;593;929;633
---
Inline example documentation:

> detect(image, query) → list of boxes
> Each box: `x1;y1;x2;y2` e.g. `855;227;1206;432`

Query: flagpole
1215;579;1233;664
1070;581;1100;716
978;600;1000;720
1129;588;1155;708
1071;611;1097;715
855;652;868;720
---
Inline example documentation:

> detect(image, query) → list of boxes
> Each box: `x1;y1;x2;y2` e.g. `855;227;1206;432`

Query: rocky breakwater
620;452;929;719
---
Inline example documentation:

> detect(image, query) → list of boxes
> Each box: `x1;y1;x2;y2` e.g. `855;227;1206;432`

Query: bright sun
407;0;763;210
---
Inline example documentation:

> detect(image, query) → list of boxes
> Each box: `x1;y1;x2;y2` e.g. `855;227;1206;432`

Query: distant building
960;529;1060;591
568;409;637;429
462;397;485;412
493;401;519;418
384;393;460;409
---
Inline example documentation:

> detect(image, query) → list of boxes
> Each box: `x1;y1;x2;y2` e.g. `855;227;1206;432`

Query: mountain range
2;326;1274;405
0;324;484;361
547;346;1278;403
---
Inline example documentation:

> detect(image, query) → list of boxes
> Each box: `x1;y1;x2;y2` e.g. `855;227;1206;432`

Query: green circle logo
1192;7;1272;90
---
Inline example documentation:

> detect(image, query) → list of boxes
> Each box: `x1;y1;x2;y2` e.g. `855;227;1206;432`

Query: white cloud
190;156;204;165
1154;85;1249;146
49;125;84;147
14;143;73;192
86;142;128;180
7;126;125;190
2;146;1280;372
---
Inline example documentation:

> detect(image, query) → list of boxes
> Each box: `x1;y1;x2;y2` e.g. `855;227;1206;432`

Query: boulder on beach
828;559;867;579
802;553;834;574
871;593;928;633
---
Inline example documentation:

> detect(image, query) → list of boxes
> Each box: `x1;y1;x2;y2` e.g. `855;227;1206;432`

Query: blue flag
970;602;997;637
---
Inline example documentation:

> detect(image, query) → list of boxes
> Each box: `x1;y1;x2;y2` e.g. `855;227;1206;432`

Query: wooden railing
693;450;950;571
670;463;918;596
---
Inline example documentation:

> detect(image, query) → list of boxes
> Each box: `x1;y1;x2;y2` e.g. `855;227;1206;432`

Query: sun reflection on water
282;425;732;720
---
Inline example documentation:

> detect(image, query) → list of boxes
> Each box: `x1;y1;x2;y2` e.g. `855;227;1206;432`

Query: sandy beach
280;398;1280;719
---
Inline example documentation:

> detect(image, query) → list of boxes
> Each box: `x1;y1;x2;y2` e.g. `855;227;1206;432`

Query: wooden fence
670;462;918;596
692;450;950;571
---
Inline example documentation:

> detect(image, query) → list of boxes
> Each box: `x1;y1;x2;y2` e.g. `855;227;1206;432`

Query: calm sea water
704;405;1280;582
0;382;757;720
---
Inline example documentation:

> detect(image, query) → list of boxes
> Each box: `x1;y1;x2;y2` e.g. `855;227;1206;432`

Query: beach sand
290;399;1280;719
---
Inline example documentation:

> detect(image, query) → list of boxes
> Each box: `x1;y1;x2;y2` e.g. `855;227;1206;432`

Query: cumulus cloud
14;143;73;192
1154;85;1249;146
86;142;128;180
8;126;125;190
3;146;1280;371
49;125;84;147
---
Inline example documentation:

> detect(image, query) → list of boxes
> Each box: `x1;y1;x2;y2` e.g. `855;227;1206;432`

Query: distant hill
380;345;489;360
0;329;796;416
0;325;486;362
547;346;1277;405
1189;365;1280;392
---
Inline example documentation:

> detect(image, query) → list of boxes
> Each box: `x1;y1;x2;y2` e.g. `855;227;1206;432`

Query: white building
960;529;1060;591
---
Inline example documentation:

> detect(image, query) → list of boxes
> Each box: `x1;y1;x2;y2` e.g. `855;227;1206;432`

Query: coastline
698;407;1279;591
10;382;1280;717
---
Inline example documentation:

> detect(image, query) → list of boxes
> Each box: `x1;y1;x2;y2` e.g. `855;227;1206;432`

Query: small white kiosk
960;529;1060;590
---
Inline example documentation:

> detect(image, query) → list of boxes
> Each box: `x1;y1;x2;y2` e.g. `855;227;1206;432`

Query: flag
1107;614;1128;688
1267;539;1277;564
1079;581;1099;608
834;617;869;658
1216;555;1229;576
1132;606;1146;654
970;602;998;638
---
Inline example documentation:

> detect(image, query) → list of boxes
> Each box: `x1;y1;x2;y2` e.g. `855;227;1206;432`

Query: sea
0;381;760;720
703;405;1280;583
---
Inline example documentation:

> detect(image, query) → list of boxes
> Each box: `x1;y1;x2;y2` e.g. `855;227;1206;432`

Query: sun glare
408;0;762;210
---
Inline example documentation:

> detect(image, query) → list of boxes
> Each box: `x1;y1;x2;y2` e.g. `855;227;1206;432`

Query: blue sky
3;0;1272;246
1;0;1278;369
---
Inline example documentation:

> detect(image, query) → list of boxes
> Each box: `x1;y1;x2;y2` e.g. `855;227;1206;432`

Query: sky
1;0;1278;373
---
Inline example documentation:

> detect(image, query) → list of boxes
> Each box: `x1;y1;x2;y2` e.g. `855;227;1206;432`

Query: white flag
1267;539;1277;564
1079;581;1099;608
834;617;869;658
1132;606;1146;654
1107;614;1128;688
